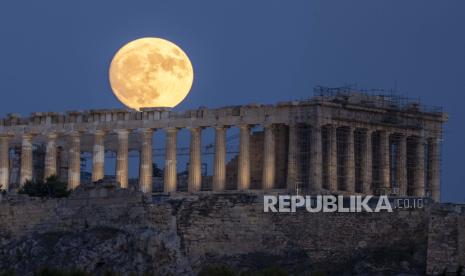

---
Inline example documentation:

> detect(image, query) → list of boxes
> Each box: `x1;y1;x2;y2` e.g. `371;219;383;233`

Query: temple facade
0;89;447;201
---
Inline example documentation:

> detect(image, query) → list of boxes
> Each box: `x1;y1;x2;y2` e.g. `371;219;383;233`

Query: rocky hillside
0;185;463;275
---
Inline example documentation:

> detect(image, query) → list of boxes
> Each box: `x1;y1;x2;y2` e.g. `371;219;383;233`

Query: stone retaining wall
0;188;463;275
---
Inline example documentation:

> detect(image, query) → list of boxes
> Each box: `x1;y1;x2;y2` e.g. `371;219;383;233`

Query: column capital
92;129;106;136
187;126;202;132
115;128;130;135
67;130;81;137
165;127;179;133
392;132;407;138
263;123;275;129
139;128;154;138
22;133;34;140
238;124;250;130
139;127;153;131
378;129;392;135
46;132;58;140
364;128;374;134
287;123;298;129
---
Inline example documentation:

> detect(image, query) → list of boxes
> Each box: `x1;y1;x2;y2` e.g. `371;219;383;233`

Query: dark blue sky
0;1;464;202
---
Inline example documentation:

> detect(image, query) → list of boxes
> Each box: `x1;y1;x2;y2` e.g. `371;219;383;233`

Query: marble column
346;127;355;193
397;135;408;196
379;130;391;193
188;127;202;193
328;125;337;192
116;129;129;188
164;127;178;193
309;125;322;192
67;131;80;190
20;134;33;186
0;135;10;191
362;129;373;194
413;137;425;197
91;130;105;182
286;124;298;192
238;124;251;190
139;128;153;194
213;126;226;192
428;137;440;202
262;124;276;190
44;133;58;180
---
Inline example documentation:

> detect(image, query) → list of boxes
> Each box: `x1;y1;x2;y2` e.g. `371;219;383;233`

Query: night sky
0;1;463;202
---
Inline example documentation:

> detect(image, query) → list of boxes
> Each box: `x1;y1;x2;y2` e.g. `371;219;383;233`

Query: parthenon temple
0;88;447;201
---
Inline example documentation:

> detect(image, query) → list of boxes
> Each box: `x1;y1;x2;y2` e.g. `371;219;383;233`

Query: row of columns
0;129;153;192
291;125;440;201
0;124;270;194
0;123;441;201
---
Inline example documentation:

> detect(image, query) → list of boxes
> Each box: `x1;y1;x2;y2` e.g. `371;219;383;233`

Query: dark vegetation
18;175;70;198
198;265;288;276
0;266;289;276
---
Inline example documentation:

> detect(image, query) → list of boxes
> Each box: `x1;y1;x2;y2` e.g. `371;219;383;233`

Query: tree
18;175;70;198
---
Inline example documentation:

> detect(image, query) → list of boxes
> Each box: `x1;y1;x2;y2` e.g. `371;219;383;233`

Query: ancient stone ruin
0;88;446;201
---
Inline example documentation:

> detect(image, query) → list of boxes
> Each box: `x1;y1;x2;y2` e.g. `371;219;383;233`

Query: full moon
109;37;194;110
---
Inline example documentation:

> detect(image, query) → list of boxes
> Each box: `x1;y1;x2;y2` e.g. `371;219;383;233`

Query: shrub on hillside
18;175;70;198
198;265;235;276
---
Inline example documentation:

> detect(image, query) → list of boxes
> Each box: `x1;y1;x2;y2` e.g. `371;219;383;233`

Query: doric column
116;129;129;188
164;127;178;193
362;129;373;194
91;130;105;182
188;127;202;193
428;137;440;202
397;135;408;196
238;124;251;190
328;125;337;192
139;128;153;194
44;133;58;180
346;127;355;193
379;130;390;193
213;126;226;191
413;137;425;197
20;134;33;186
286;124;298;192
0;135;10;191
309;125;322;192
262;124;276;190
67;131;81;190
